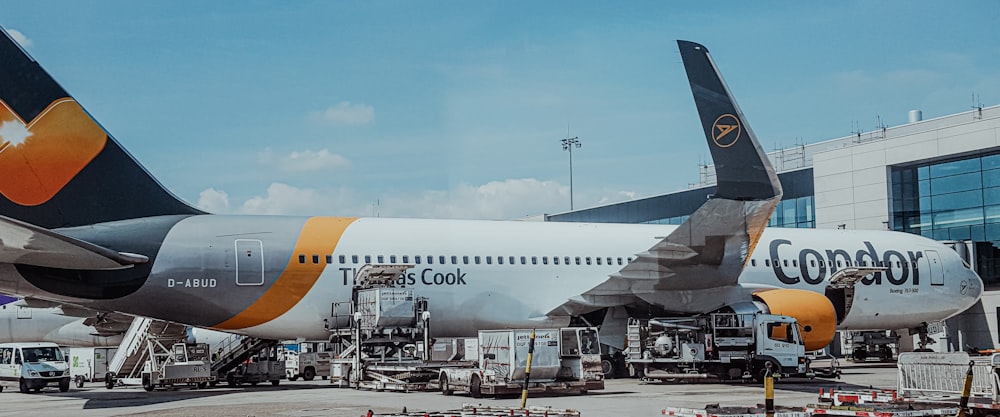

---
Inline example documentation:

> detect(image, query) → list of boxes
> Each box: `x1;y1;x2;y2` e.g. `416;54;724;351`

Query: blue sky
3;2;999;219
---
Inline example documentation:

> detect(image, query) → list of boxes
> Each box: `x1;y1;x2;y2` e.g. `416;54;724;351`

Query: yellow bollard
764;362;775;417
520;329;536;409
956;361;974;417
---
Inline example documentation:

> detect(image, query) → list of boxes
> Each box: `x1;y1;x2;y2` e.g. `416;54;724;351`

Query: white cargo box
479;329;560;382
356;288;415;329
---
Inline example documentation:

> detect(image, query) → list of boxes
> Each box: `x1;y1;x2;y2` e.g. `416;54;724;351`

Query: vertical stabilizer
0;26;202;229
678;40;781;200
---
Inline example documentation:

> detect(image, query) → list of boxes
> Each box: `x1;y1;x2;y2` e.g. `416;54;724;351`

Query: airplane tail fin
678;40;782;200
0;26;202;228
552;41;784;316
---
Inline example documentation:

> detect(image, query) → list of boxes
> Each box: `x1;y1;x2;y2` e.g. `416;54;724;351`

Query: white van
0;342;71;393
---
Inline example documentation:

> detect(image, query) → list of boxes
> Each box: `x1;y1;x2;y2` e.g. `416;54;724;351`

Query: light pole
561;136;581;210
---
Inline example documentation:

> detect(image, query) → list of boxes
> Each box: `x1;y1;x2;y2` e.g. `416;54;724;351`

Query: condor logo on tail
0;98;107;206
711;113;741;148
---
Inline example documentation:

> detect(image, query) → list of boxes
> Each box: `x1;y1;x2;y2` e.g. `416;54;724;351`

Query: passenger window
427;256;433;264
312;255;320;264
439;256;446;264
390;255;397;263
351;255;358;264
783;260;788;267
542;257;548;265
837;260;843;267
810;260;816;267
791;260;797;267
451;256;458;264
298;255;306;264
565;257;571;265
553;257;560;265
339;255;346;264
325;255;332;264
627;257;634;263
617;257;623;265
765;259;770;267
486;256;492;265
463;256;469;264
377;255;384;263
575;257;581;265
415;256;421;264
497;256;504;265
596;257;602;265
520;256;527;264
531;256;537;265
607;257;613;265
475;256;481;264
402;255;410;263
586;257;592;265
751;259;757;267
509;256;515;264
364;255;372;264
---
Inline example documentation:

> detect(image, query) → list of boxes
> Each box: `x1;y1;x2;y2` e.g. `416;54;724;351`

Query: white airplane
0;29;982;356
0;295;124;346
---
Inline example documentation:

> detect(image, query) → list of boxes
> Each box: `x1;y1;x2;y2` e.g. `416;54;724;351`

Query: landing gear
912;322;935;352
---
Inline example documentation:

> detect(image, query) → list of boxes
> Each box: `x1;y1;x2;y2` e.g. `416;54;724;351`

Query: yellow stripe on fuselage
213;216;358;329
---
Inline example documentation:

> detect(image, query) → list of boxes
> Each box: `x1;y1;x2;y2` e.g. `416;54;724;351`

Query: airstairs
105;317;282;388
106;317;188;387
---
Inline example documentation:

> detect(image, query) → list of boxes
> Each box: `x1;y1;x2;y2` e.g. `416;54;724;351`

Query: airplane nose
960;268;984;303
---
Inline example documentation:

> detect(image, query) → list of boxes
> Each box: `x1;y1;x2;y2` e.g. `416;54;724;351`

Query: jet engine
753;289;837;351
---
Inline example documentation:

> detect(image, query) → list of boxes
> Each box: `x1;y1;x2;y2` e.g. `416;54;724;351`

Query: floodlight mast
561;136;581;210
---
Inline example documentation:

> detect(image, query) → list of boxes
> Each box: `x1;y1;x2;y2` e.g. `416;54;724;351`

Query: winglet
678;40;782;201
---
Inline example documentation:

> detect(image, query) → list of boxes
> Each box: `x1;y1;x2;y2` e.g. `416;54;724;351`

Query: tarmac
0;361;900;417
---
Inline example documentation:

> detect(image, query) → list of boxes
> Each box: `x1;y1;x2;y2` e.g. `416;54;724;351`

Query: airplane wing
549;40;782;316
0;214;147;270
19;297;136;336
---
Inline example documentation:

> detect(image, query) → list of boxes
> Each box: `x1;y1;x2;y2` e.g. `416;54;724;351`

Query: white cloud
378;178;569;220
308;101;375;126
205;179;639;220
258;148;350;172
197;188;230;213
239;183;350;215
5;29;32;48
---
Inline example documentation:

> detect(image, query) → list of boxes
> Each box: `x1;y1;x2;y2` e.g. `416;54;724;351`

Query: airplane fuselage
0;215;982;341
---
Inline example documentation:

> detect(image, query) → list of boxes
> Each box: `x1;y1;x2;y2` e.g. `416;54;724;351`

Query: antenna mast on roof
972;93;983;120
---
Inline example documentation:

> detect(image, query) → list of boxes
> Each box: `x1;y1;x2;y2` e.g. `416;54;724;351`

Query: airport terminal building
546;104;1000;354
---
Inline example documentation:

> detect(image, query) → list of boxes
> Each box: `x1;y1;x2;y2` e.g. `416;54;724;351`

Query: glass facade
892;154;1000;289
891;154;1000;241
769;196;815;228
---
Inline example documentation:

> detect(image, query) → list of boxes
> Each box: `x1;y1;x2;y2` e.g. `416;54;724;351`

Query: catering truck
624;312;810;382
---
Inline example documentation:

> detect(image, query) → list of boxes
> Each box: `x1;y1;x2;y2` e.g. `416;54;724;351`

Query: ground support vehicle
0;342;71;393
845;331;899;362
226;359;284;387
324;265;603;397
287;351;332;381
69;347;116;388
139;342;214;391
437;327;605;398
624;313;811;382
